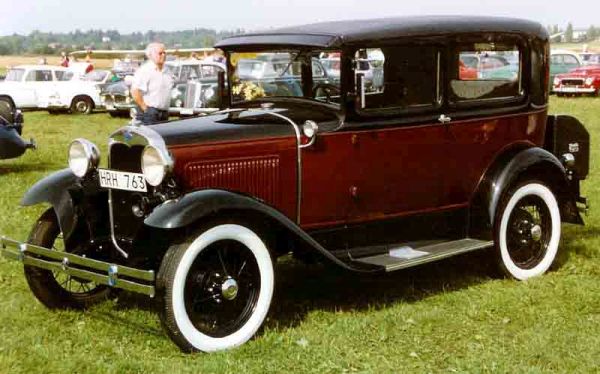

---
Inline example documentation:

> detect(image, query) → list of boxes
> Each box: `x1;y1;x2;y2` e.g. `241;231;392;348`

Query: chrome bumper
1;236;155;297
553;86;596;93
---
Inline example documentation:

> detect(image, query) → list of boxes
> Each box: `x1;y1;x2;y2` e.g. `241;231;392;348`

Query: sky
2;0;600;36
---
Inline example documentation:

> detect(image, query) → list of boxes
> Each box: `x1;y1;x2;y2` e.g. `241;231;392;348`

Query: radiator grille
561;79;584;86
185;156;281;205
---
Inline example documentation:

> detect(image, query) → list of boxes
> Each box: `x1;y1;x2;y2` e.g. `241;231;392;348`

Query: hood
150;101;342;147
557;65;600;78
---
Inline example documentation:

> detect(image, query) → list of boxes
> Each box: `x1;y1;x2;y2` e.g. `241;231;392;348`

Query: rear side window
451;42;522;103
356;45;440;112
25;70;53;82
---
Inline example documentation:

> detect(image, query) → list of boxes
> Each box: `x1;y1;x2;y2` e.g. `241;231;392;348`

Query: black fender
0;126;28;159
145;189;379;272
471;147;582;238
21;169;81;239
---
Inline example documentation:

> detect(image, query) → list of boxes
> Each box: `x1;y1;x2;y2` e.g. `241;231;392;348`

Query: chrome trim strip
255;110;303;224
1;236;155;297
436;51;441;105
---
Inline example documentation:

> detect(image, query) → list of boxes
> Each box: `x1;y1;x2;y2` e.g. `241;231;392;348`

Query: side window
451;43;522;103
26;70;53;82
563;55;579;66
201;65;219;78
356;45;439;111
311;60;324;78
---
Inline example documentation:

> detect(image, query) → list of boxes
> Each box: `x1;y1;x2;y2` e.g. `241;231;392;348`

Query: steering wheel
312;83;340;103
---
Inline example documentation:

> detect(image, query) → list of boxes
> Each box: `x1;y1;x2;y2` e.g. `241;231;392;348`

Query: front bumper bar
553;86;596;94
1;236;155;297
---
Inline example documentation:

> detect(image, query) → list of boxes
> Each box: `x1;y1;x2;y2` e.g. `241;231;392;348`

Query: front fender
145;189;378;273
21;168;81;238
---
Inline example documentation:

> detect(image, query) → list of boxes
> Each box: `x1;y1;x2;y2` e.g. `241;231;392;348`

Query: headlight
68;139;100;178
553;77;560;86
202;87;215;100
124;89;130;97
175;99;183;107
585;77;594;85
141;145;172;186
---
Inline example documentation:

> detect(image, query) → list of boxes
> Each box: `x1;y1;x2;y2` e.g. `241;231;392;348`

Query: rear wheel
70;96;93;114
24;209;110;309
157;223;274;352
495;182;561;280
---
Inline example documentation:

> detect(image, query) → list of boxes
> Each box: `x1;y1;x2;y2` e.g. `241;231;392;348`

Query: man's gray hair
145;42;165;60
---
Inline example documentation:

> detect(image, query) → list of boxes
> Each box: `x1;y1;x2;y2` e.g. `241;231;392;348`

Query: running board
352;238;494;272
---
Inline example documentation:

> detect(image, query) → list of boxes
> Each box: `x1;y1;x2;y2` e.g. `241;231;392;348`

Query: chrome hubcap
530;224;542;242
221;277;239;300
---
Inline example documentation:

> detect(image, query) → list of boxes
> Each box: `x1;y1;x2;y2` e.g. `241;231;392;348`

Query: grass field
0;99;599;373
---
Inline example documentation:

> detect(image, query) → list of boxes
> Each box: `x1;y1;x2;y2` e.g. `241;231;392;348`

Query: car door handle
438;114;451;124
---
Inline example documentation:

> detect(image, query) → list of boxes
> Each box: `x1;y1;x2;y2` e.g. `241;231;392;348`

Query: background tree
565;22;574;43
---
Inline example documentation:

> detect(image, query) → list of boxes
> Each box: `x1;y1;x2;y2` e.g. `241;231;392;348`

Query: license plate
180;108;194;115
98;169;147;192
106;104;115;110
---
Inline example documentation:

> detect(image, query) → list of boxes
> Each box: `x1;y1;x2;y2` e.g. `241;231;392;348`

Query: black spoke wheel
184;240;261;338
495;181;561;280
158;223;274;352
24;209;110;309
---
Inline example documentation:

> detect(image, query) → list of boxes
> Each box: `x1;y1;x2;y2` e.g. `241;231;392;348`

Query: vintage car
553;65;600;96
0;65;71;111
550;50;583;92
0;16;590;353
0;102;35;160
100;60;226;117
38;69;111;114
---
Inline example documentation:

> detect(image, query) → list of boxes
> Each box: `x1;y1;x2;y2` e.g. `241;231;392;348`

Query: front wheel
24;209;110;309
157;223;274;352
70;96;93;114
495;182;561;280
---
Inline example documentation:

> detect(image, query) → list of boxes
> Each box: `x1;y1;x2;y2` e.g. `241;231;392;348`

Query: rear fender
470;147;581;237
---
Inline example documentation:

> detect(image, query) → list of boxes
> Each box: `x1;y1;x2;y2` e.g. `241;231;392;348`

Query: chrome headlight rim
141;145;173;187
68;138;100;178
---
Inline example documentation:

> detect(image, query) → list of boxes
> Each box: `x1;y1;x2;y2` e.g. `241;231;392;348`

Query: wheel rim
74;100;89;113
183;239;261;338
505;195;552;269
49;232;100;295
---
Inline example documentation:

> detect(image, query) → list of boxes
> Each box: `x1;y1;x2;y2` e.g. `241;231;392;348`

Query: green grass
1;101;599;373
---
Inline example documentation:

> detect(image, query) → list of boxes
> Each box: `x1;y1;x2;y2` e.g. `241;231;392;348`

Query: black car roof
216;16;547;50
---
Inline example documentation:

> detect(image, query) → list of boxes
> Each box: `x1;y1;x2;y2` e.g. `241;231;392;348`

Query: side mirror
356;72;365;109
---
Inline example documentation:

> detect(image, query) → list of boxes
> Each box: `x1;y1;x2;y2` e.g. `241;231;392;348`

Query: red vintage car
553;65;600;96
1;16;590;353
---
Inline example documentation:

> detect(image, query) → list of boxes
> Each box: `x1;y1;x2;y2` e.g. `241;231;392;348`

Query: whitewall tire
496;182;561;280
158;223;274;352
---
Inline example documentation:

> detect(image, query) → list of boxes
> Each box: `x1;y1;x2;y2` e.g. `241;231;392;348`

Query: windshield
5;69;25;81
229;50;341;106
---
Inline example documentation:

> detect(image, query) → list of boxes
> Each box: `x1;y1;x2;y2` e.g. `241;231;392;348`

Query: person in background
38;57;47;65
131;42;173;125
60;52;69;67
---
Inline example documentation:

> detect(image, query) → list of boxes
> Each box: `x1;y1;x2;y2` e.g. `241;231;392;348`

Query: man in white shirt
132;42;173;125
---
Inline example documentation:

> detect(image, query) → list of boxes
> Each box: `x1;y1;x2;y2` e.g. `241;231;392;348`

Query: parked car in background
1;16;590;354
0;65;70;111
550;50;582;92
100;60;226;117
553;65;600;96
165;60;226;116
0;102;35;160
38;69;111;114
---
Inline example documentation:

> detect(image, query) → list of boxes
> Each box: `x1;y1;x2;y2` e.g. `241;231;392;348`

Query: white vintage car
0;64;108;114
